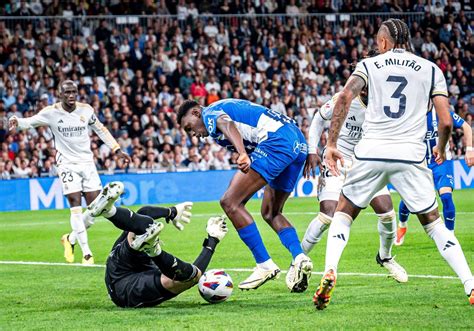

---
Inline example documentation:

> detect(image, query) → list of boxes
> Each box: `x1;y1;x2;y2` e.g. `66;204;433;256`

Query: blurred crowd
0;0;473;179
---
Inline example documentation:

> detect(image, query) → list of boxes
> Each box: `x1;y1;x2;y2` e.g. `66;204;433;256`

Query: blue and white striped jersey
201;99;297;152
425;109;464;164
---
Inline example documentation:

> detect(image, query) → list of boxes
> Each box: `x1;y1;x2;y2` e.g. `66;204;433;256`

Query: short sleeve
431;66;448;98
201;106;226;136
451;111;465;129
352;60;368;87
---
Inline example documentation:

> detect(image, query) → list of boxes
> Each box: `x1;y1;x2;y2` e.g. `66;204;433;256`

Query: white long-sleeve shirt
16;102;120;165
308;93;366;159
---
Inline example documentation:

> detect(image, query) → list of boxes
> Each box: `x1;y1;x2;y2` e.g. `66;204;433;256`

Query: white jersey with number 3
352;49;448;163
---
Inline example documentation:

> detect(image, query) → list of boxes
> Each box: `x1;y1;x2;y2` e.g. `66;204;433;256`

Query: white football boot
286;253;313;292
131;222;164;255
376;253;408;283
238;264;280;290
85;181;124;217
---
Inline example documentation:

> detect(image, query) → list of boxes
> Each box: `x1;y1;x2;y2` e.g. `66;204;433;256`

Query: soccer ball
198;269;233;304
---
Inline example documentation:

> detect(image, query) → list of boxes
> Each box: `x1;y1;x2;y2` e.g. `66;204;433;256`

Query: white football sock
377;210;396;260
70;207;92;257
324;212;353;273
68;231;77;245
301;213;331;254
424;218;473;295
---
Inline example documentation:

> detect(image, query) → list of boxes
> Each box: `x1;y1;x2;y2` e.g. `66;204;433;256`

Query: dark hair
177;100;200;124
381;18;413;52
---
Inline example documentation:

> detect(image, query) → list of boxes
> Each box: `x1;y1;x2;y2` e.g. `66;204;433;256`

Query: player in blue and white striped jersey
178;99;312;292
396;107;473;244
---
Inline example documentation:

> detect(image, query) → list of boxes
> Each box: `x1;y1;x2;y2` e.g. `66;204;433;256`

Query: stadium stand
0;1;473;179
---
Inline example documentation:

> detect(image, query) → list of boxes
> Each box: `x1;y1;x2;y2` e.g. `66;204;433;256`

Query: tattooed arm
325;74;366;176
327;75;366;147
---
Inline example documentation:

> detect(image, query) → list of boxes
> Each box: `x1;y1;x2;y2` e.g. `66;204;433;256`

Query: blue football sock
440;192;456;230
398;200;410;224
278;227;304;259
237;222;271;264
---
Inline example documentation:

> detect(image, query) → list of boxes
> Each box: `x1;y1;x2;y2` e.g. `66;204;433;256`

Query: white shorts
56;163;102;196
318;158;390;202
341;158;438;213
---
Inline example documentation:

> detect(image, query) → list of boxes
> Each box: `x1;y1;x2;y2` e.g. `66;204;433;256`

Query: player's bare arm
432;95;452;165
461;121;473;167
216;115;250;173
326;75;365;176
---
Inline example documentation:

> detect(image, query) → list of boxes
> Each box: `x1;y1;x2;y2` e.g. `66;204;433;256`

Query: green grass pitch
0;191;473;330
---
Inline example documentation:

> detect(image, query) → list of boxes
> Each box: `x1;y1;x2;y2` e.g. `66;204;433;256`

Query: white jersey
16;102;120;165
352;49;448;163
308;93;366;159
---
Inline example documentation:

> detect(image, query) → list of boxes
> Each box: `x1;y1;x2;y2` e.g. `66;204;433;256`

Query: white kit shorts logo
293;141;308;154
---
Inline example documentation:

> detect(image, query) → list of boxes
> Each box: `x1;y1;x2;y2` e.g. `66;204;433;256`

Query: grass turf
0;191;473;330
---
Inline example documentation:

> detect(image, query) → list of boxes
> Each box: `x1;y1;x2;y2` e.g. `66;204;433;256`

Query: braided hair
381;18;413;52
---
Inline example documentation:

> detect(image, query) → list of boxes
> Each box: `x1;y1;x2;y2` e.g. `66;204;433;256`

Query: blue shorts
250;126;307;193
428;160;454;191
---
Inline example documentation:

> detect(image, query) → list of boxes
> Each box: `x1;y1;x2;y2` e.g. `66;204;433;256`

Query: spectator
270;95;287;116
204;19;219;39
0;160;10;179
0;3;472;179
286;0;300;15
190;76;207;100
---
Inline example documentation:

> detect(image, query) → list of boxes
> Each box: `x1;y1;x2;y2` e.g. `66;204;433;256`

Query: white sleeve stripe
431;91;448;96
319;110;330;121
353;72;368;86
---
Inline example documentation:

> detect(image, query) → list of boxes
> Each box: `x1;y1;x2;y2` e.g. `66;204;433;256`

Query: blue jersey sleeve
201;107;226;136
451;112;464;129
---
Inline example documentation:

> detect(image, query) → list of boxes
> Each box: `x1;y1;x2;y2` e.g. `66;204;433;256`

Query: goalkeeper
85;181;228;308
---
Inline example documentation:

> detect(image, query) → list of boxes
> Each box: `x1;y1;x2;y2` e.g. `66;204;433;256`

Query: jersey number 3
383;75;407;119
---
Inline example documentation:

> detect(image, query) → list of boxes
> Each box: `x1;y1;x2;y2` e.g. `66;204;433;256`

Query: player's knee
67;194;82;207
377;209;396;223
438;187;452;195
318;212;333;225
220;195;237;215
261;209;276;223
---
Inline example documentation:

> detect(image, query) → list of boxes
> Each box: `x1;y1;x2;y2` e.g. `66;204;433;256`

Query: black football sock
137;206;177;221
151;251;197;281
107;207;154;235
193;236;219;272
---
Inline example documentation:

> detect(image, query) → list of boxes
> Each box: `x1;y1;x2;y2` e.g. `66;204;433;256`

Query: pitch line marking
0;260;458;280
2;211;474;227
